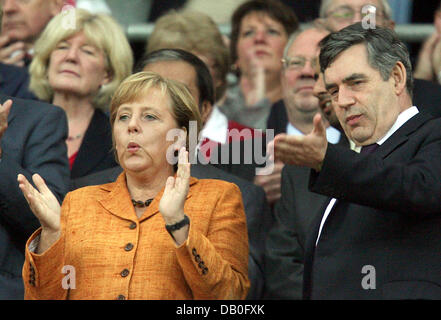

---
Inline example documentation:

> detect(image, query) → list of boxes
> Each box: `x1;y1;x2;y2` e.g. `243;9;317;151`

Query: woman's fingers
177;147;190;180
32;173;53;197
17;174;36;201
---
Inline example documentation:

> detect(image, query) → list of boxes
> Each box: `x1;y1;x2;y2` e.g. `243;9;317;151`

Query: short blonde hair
146;10;229;102
29;8;133;110
110;71;202;153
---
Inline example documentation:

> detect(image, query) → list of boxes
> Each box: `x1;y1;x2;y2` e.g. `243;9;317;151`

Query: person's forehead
143;60;200;105
329;0;382;10
288;29;328;56
241;11;283;27
118;87;175;118
324;44;371;80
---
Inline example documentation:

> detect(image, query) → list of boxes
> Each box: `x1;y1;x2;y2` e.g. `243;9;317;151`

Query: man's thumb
312;113;326;137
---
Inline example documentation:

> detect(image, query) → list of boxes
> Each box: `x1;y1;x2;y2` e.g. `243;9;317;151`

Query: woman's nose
128;117;140;133
64;46;78;62
253;29;266;43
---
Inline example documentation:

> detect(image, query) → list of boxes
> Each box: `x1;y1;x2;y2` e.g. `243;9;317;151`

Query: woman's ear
101;69;112;87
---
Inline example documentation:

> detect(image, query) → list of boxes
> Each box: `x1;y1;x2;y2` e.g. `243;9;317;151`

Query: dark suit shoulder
2;94;62;113
413;79;441;118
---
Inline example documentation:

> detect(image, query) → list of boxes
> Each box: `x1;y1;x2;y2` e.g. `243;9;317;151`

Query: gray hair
319;23;413;96
319;0;392;20
283;22;328;59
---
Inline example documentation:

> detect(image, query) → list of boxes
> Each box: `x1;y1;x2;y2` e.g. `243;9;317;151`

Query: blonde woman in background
29;8;133;179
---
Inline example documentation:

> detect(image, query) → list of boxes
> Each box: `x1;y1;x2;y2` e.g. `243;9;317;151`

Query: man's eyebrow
325;73;367;91
343;73;367;83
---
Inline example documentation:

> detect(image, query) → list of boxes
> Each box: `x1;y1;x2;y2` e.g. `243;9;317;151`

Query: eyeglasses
282;56;318;70
326;4;383;21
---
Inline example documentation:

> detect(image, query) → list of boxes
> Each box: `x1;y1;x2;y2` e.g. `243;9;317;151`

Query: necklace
131;198;154;208
66;133;83;142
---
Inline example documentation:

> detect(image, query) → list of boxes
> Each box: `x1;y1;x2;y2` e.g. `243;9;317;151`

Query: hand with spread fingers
268;113;328;171
17;173;61;253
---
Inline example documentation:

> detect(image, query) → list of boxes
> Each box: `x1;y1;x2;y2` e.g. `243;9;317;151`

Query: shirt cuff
29;233;41;253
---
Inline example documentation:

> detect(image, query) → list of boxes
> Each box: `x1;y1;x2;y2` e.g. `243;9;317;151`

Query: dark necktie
360;143;379;154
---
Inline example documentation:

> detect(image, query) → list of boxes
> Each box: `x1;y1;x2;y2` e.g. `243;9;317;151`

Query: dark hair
230;0;299;68
319;23;413;96
136;48;215;110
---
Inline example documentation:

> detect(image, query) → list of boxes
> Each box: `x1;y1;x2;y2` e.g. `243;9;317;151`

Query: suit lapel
376;111;433;159
98;172;137;221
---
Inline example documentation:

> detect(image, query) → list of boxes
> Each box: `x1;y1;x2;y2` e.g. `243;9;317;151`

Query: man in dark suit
0;94;70;299
270;23;441;299
72;49;272;299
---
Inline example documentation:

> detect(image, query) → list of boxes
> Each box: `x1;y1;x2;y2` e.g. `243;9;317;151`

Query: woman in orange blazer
18;72;250;300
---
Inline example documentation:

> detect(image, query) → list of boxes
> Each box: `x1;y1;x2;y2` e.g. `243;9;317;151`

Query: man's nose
301;60;315;77
2;0;19;13
336;86;355;108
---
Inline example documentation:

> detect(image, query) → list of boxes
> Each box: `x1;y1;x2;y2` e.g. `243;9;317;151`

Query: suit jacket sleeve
23;193;71;300
310;128;441;217
174;182;250;299
0;104;69;236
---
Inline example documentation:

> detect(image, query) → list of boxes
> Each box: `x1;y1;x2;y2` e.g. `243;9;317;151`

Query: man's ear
200;101;213;124
391;61;407;96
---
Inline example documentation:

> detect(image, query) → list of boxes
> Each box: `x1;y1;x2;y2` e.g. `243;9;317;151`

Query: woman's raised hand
17;173;61;233
159;147;190;225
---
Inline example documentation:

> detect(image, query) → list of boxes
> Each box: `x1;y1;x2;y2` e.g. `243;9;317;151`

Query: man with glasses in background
317;0;394;31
